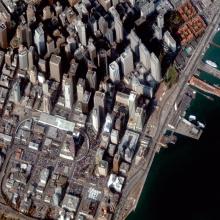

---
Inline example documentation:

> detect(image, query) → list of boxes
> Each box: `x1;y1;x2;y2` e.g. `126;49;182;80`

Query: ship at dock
205;60;218;68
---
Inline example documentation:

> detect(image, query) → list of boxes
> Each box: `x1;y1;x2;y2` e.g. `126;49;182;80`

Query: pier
210;41;220;49
198;61;220;78
189;75;220;97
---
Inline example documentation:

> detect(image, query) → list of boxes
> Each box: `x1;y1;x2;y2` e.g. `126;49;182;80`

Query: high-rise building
64;76;73;109
76;20;87;46
28;46;35;70
43;95;52;114
68;0;79;7
153;24;162;40
18;45;28;70
163;31;177;52
98;16;108;35
81;90;91;114
139;43;151;71
86;70;97;90
157;13;164;29
150;52;161;82
29;66;38;85
120;48;134;76
12;80;21;104
114;17;123;43
109;61;120;84
87;39;96;62
128;91;137;117
98;0;111;11
46;36;55;56
113;153;120;174
92;107;100;133
76;78;85;102
94;91;106;120
0;21;8;49
128;30;140;56
98;49;108;76
49;54;62;82
34;24;46;56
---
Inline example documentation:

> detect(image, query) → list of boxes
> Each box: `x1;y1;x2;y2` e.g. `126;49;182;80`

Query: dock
189;75;220;97
198;61;220;78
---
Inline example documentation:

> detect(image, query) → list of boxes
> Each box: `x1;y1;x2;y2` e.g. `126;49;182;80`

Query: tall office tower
16;24;26;45
94;91;106;120
86;70;97;90
163;31;177;52
81;90;91;114
109;61;120;84
157;13;164;29
98;49;108;76
139;43;151;71
128;30;140;56
68;0;79;7
128;0;135;6
92;107;100;133
12;80;21;104
28;46;35;70
87;39;96;62
76;78;85;102
88;16;98;34
153;24;162;40
98;0;111;11
67;36;77;54
5;49;13;67
112;0;119;6
42;81;49;95
34;24;46;56
150;52;161;83
120;48;134;76
28;66;37;85
43;95;52;114
114;17;123;43
18;45;28;70
26;4;36;25
0;21;8;49
113;153;120;174
64;77;73;109
129;91;137;117
46;36;55;56
105;28;114;44
76;20;87;46
49;54;61;82
98;16;108;35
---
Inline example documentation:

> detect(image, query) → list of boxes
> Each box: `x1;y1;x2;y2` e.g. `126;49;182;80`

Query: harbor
127;24;220;220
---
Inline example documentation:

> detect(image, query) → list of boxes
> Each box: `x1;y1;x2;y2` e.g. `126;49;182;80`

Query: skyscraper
0;21;8;49
129;91;137;117
139;43;151;71
49;54;62;82
114;17;123;43
98;49;108;76
76;20;87;46
113;153;120;174
109;61;120;84
76;78;85;102
64;77;73;109
163;31;177;52
92;107;100;133
12;80;21;104
28;46;35;70
18;45;28;70
128;29;140;56
86;70;97;90
150;52;161;82
34;24;46;55
120;48;134;76
157;13;164;29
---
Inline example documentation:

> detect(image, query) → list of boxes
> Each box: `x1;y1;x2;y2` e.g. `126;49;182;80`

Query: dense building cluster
0;0;212;219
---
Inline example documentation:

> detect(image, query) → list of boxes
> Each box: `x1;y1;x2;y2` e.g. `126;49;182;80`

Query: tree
165;65;179;88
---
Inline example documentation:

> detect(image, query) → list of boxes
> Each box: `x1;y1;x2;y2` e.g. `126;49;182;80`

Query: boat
197;121;205;129
205;60;218;68
189;115;196;122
